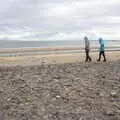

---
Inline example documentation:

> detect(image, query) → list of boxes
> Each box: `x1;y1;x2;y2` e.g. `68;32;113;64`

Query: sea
0;40;120;56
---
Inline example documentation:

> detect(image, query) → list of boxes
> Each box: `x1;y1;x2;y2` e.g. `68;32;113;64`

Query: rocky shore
0;60;120;120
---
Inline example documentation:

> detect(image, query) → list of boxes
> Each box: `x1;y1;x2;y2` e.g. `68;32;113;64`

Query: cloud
0;0;120;40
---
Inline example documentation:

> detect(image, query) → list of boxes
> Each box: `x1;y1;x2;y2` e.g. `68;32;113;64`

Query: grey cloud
0;0;119;40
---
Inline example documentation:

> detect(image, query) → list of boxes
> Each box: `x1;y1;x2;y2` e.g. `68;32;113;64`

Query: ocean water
0;40;119;57
0;40;120;49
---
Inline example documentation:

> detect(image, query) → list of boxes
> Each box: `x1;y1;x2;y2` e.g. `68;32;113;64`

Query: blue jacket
99;38;105;52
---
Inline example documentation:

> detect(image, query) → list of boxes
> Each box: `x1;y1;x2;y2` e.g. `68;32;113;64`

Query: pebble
110;90;117;97
0;89;4;93
56;95;61;98
100;93;104;97
79;117;83;120
19;103;24;107
105;110;115;116
102;75;106;78
7;98;11;102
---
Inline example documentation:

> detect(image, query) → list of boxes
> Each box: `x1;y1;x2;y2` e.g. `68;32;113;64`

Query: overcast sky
0;0;120;41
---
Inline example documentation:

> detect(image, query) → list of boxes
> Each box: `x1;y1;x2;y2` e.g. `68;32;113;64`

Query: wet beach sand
0;50;120;120
0;51;120;66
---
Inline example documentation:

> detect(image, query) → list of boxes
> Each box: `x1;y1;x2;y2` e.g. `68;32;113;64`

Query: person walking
97;38;106;62
84;36;92;62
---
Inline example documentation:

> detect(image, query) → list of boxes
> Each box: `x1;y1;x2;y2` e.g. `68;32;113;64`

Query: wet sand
0;46;83;53
0;51;120;120
0;51;120;66
0;46;119;56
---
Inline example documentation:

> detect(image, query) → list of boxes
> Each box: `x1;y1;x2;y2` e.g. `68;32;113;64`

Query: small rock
19;103;24;107
25;102;29;105
56;95;61;98
99;93;104;97
75;106;82;113
110;90;117;97
0;89;4;93
102;75;106;78
54;76;61;79
79;117;83;120
54;79;59;82
7;98;11;102
105;109;115;116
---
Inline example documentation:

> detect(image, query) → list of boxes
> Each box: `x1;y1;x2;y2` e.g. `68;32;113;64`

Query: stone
110;90;117;97
102;75;106;78
7;98;11;102
105;110;115;116
0;89;4;93
100;92;104;97
56;95;61;98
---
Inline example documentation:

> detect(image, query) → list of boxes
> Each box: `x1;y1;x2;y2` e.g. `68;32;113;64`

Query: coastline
0;45;120;53
0;46;120;58
0;51;120;66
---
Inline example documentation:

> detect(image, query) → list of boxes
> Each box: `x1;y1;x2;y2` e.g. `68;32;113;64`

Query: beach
0;49;120;66
1;0;120;119
0;49;120;120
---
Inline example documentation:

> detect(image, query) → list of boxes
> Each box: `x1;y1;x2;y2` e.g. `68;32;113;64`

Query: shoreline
0;46;120;58
0;45;120;53
0;51;120;67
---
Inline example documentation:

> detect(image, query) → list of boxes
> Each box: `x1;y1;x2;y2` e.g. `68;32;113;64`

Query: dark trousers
85;50;92;62
98;51;106;61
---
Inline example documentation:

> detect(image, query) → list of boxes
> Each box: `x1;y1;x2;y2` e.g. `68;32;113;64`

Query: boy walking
97;38;106;62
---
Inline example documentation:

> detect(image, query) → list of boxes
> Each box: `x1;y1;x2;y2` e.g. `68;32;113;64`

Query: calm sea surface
0;40;119;57
0;40;120;48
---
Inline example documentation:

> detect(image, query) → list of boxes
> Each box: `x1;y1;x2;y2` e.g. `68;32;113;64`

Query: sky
0;0;120;41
